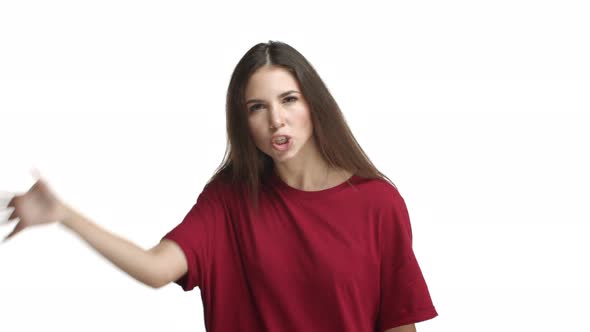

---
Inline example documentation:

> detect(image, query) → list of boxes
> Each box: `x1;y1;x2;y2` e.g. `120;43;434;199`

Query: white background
1;1;589;331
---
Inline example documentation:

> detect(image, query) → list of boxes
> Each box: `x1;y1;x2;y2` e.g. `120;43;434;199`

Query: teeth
274;136;288;144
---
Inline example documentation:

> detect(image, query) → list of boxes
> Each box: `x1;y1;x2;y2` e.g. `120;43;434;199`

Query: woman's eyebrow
246;90;300;105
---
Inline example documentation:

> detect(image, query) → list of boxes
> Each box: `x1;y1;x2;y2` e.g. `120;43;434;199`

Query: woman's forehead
245;66;299;97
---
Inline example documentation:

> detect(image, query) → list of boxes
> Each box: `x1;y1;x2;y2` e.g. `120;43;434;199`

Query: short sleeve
376;189;438;331
161;185;221;291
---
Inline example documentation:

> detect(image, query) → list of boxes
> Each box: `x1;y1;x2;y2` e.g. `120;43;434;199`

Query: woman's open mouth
271;136;292;152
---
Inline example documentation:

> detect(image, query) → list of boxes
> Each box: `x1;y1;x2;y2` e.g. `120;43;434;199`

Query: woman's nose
269;105;285;128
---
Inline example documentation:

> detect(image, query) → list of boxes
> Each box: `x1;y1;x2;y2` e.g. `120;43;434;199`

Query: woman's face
244;65;315;165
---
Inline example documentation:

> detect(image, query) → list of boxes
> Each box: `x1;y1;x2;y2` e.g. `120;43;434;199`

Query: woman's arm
60;203;188;288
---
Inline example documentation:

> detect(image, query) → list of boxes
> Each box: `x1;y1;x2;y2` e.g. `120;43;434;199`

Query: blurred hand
1;168;68;242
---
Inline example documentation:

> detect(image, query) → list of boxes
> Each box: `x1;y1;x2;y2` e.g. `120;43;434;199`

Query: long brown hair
206;40;395;212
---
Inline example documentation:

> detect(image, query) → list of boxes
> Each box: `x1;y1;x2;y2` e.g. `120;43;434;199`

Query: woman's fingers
0;216;15;226
0;195;19;225
7;207;18;221
1;194;26;243
2;221;26;243
2;193;26;243
0;191;15;208
1;195;17;210
1;167;43;243
0;195;16;222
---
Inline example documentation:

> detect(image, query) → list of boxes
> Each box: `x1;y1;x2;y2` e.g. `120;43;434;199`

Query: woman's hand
1;168;69;242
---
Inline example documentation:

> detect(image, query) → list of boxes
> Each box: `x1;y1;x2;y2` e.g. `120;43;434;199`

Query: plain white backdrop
1;1;589;331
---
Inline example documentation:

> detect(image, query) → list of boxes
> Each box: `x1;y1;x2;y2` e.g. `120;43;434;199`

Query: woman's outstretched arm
60;203;188;288
1;170;188;289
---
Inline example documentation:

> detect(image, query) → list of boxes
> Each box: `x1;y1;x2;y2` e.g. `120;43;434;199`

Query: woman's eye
249;97;296;112
249;104;263;112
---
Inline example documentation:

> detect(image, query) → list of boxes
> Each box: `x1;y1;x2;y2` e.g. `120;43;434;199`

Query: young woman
1;41;438;332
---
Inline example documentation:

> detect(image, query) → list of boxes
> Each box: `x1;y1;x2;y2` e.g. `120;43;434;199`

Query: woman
1;41;438;332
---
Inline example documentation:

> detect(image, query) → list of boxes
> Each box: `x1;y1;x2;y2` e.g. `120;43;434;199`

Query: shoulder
353;175;403;204
193;176;230;205
198;175;246;207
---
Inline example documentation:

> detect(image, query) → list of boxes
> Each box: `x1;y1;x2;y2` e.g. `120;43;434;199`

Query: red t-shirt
162;172;438;331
